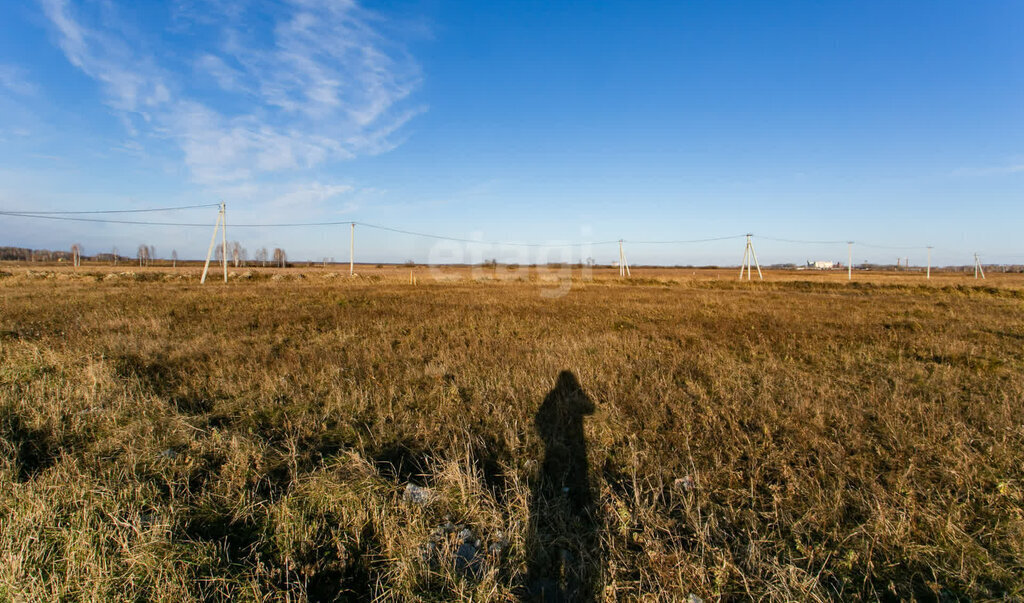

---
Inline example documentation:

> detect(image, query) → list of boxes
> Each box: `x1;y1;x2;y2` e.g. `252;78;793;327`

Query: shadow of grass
0;407;57;482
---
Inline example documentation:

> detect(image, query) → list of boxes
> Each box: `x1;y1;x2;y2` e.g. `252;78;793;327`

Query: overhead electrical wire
855;241;930;251
0;211;623;247
756;235;849;245
0;206;1003;257
355;222;621;247
0;212;758;248
0;211;214;227
624;234;746;244
0;203;220;214
756;236;938;251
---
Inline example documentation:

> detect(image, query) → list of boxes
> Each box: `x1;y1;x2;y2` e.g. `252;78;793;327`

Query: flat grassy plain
1;265;1023;601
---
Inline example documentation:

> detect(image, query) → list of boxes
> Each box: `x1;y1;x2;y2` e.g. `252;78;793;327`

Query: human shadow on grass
525;371;600;602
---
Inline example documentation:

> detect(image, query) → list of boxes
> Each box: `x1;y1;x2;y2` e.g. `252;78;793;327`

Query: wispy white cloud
951;161;1024;176
170;101;345;184
269;182;356;212
194;54;250;94
38;0;424;196
40;0;170;113
204;179;361;226
0;64;39;96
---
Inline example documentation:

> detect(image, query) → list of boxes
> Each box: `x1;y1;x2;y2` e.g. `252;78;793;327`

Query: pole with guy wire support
738;234;762;281
201;202;228;284
974;253;986;279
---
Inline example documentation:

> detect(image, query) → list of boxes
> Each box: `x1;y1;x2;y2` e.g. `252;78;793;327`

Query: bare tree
148;246;156;266
112;246;118;266
171;249;178;268
137;244;150;267
70;243;83;267
229;241;244;268
272;248;287;268
255;247;268;267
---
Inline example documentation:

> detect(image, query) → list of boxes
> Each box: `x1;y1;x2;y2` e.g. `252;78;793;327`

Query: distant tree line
0;247;74;262
1;244;293;267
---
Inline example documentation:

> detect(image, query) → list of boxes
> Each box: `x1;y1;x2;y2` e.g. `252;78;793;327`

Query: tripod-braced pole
739;234;762;281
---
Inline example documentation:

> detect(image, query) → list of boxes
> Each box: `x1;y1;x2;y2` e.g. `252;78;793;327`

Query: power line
0;211;213;226
355;221;621;247
1;203;220;214
0;211;622;247
0;212;766;248
624;234;746;244
0;207;1012;259
756;235;848;245
856;241;928;251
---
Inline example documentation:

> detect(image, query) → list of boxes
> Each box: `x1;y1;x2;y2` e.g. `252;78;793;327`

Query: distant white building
808;260;835;270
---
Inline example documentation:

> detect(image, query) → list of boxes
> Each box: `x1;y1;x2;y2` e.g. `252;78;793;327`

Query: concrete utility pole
847;241;853;281
738;234;762;281
926;246;932;280
201;202;228;284
618;240;630;277
349;222;355;276
221;202;228;283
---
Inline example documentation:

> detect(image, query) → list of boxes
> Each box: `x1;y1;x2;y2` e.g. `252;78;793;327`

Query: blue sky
0;0;1021;265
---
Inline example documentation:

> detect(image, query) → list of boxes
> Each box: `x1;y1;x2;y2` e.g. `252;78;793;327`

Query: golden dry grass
1;265;1023;601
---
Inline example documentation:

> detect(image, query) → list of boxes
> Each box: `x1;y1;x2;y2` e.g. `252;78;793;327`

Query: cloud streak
0;64;40;96
38;0;424;192
951;161;1024;177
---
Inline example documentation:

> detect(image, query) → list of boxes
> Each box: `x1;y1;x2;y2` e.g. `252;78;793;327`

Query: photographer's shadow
525;371;599;602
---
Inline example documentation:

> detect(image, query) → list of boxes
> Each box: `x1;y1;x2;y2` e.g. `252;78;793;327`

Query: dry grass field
1;265;1023;601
